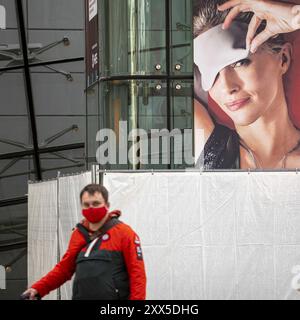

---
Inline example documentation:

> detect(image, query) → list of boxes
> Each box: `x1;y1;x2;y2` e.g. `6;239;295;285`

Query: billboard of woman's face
193;0;300;170
208;44;291;127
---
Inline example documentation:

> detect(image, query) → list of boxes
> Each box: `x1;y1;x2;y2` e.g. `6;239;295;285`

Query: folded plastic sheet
27;172;91;300
28;179;58;300
104;172;300;300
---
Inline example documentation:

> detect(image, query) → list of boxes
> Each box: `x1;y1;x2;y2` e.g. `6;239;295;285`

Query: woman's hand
218;0;300;52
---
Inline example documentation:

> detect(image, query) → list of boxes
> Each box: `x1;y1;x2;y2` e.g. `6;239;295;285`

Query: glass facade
0;0;86;299
87;0;193;170
0;0;194;299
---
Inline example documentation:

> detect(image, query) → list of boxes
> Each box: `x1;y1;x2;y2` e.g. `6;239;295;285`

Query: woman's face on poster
208;44;292;127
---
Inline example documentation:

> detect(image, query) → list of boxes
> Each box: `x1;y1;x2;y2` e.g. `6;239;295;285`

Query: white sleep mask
194;21;250;91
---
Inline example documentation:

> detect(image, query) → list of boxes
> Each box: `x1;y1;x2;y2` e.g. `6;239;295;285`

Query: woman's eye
231;59;250;68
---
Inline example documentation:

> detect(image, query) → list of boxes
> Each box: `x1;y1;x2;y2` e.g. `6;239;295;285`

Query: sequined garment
196;123;240;169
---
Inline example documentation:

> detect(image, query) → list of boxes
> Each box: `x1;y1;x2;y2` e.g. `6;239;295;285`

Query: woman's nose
219;68;241;95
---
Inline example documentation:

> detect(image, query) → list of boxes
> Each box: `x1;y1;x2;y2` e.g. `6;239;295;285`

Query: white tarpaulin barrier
27;172;92;300
103;172;300;300
28;170;300;300
28;179;58;300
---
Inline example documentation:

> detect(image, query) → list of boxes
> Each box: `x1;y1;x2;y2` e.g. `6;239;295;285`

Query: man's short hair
80;184;109;203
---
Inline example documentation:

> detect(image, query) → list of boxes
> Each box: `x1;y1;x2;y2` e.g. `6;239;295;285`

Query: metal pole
15;0;42;181
166;0;172;170
0;57;84;73
56;171;61;300
0;143;85;160
0;196;28;208
91;164;97;183
129;0;139;170
96;168;300;174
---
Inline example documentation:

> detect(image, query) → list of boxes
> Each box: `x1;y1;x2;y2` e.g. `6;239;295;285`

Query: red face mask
82;206;108;224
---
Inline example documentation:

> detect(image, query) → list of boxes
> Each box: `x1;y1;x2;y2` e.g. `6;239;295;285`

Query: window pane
31;73;85;116
94;80;169;169
87;115;100;162
27;0;84;29
0;116;30;155
0;171;29;200
35;116;86;147
171;0;193;75
0;73;28;116
171;80;193;130
26;0;85;71
171;80;193;169
100;0;167;76
40;155;85;180
35;116;86;172
0;1;25;70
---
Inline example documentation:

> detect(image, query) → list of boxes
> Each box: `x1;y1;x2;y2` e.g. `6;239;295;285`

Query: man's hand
21;288;39;300
218;0;300;52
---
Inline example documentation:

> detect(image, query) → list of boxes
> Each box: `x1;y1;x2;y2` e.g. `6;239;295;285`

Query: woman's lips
225;97;251;112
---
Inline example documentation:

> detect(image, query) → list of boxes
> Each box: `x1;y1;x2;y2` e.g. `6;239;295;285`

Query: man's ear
281;43;293;75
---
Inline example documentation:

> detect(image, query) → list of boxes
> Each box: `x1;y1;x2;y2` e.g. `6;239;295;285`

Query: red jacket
31;210;146;300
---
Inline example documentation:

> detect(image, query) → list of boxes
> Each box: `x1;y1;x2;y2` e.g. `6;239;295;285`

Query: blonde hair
193;0;286;49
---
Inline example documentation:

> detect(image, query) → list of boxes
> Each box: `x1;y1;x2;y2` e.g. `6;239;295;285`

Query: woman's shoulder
205;123;237;149
202;123;240;169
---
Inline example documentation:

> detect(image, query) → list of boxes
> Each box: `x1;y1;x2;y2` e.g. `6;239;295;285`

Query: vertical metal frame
15;0;42;181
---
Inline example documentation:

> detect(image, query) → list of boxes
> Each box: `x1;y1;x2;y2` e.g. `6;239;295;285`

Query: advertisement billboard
194;0;300;170
86;0;99;88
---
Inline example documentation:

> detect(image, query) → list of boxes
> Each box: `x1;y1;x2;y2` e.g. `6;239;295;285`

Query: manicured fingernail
250;46;257;53
246;39;252;50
